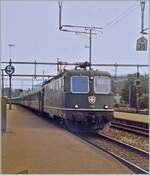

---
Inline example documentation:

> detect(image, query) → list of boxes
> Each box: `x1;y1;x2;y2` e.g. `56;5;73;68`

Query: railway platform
2;105;133;174
114;111;149;123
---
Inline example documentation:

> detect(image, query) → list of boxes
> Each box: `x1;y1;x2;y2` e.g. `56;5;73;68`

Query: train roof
43;69;111;85
64;69;111;77
11;87;44;99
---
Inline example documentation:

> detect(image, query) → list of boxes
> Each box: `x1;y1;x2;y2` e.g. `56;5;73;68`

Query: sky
0;0;149;89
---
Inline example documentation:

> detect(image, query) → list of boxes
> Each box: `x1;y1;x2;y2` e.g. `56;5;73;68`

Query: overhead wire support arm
62;24;103;30
58;1;63;30
61;28;97;35
58;1;103;35
58;1;103;69
140;0;148;35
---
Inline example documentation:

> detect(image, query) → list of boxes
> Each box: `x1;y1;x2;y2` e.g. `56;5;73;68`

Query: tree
121;73;149;109
139;94;149;109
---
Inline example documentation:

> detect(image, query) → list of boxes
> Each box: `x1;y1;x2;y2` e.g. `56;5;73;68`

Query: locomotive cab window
94;76;111;94
71;76;89;93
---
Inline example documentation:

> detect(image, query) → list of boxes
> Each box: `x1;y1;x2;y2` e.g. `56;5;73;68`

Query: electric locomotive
12;64;114;132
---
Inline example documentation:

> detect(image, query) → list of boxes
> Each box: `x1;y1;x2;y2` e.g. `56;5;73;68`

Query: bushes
139;94;149;109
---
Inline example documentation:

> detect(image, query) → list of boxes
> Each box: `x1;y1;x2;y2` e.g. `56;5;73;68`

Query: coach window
52;81;54;90
61;77;64;91
71;76;89;93
49;83;52;91
56;80;58;90
94;76;111;94
59;79;61;91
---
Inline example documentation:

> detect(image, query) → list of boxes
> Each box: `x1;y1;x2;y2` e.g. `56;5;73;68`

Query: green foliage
141;74;149;93
139;94;149;109
121;73;149;109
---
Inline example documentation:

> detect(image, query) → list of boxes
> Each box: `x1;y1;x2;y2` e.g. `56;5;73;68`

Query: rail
76;133;149;174
111;121;149;137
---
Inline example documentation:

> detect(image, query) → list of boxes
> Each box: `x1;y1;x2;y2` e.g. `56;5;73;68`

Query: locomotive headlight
90;76;94;80
74;104;79;109
104;105;108;109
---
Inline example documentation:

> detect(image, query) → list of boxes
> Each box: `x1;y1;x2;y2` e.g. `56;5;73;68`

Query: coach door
39;90;44;112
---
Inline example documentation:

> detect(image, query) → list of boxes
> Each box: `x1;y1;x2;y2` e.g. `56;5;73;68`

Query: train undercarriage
53;110;113;133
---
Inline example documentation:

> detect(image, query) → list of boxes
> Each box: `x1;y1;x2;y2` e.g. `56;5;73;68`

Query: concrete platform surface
114;111;149;123
2;105;132;174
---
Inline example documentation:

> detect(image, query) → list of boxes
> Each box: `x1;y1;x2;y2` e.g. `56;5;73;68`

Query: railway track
51;116;149;173
31;110;149;173
77;133;149;174
111;121;149;137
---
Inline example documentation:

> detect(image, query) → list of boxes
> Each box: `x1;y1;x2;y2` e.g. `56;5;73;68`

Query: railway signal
136;0;148;51
136;36;148;51
135;79;141;87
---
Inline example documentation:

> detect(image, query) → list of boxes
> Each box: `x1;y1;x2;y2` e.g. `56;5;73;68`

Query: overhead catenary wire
103;2;138;29
4;78;44;81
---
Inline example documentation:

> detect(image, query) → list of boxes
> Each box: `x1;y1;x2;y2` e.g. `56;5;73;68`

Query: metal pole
9;74;12;110
34;60;37;79
115;63;117;80
140;0;146;34
9;45;11;59
8;44;15;110
136;87;139;113
89;29;92;70
57;58;60;74
8;44;15;59
58;1;62;30
141;5;144;33
137;65;140;78
42;71;44;82
128;85;131;108
22;80;23;90
136;65;139;113
1;69;4;97
9;59;12;110
32;77;33;90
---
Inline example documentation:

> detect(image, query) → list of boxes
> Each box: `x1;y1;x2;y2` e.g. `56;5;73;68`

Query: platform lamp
1;69;4;97
8;44;15;110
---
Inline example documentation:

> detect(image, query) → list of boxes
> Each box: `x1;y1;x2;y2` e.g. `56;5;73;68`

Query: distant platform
2;105;132;174
114;112;149;124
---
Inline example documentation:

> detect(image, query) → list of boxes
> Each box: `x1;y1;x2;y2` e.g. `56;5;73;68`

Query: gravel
85;135;149;171
103;128;149;152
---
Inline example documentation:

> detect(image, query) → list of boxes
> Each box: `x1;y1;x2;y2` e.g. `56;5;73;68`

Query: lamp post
85;29;93;70
22;80;24;90
9;44;15;61
1;69;4;97
32;77;34;90
8;44;15;110
43;70;45;82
